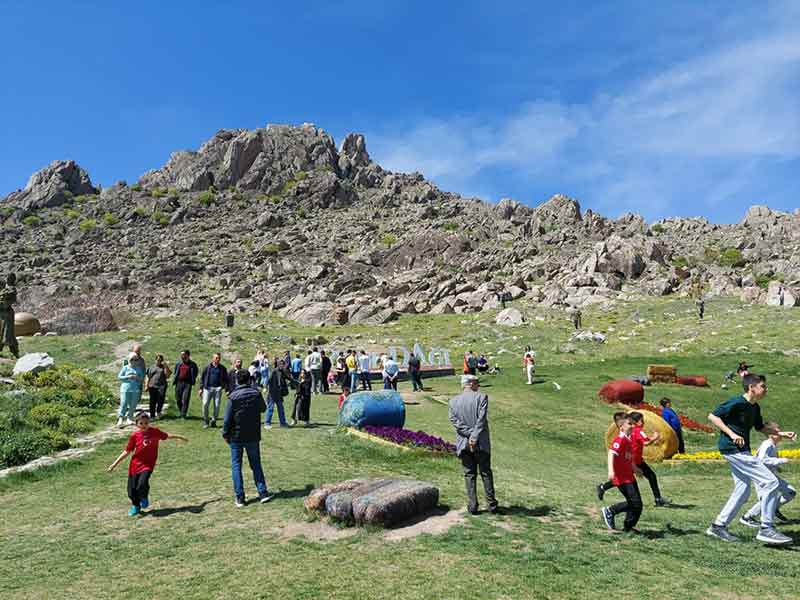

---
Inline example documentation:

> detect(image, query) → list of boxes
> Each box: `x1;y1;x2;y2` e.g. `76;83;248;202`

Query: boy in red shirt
601;414;643;532
628;411;670;506
108;411;188;516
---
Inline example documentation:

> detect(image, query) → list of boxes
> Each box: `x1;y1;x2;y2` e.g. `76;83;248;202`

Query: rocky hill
1;122;799;332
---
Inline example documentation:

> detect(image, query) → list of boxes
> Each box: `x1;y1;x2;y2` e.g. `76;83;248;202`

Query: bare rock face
495;307;524;326
765;281;799;307
4;160;97;210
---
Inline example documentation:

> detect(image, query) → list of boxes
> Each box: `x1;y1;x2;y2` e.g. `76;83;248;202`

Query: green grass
2;298;800;598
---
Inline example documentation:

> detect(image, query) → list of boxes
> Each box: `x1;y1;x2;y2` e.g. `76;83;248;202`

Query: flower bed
362;425;456;454
672;448;800;461
629;402;714;433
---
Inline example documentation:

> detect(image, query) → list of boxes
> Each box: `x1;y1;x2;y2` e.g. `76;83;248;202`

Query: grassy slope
1;298;800;599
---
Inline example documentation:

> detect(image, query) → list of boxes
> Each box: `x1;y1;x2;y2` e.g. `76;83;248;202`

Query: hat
461;374;479;386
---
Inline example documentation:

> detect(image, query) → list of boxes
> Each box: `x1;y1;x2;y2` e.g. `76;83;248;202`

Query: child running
739;422;796;528
601;413;643;532
627;412;670;506
596;412;628;500
108;411;188;516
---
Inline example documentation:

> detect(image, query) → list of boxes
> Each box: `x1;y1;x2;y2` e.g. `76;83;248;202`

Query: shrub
79;218;97;231
197;190;215;206
718;247;745;268
102;212;119;226
150;188;166;198
651;224;664;234
73;194;93;204
0;206;14;219
27;403;74;428
64;208;81;220
133;207;147;217
152;210;169;226
263;243;280;255
130;183;142;192
297;208;307;219
440;222;458;232
0;430;57;468
22;215;41;227
20;367;112;409
672;256;689;268
380;233;398;247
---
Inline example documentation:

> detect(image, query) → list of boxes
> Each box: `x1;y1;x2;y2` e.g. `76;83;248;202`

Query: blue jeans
265;397;287;426
350;370;358;392
229;440;268;499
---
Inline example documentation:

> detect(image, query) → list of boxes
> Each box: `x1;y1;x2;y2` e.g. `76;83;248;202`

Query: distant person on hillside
107;411;188;516
321;350;332;393
291;370;312;427
382;355;399;391
659;398;685;454
697;298;705;320
222;370;275;507
523;348;535;385
476;354;489;374
117;354;143;428
173;350;199;419
705;374;796;545
358;350;372;391
408;352;423;392
199;353;228;429
0;272;19;358
449;374;497;515
740;423;796;528
144;354;171;421
571;309;582;330
265;360;290;429
466;351;478;376
130;343;147;409
600;413;642;532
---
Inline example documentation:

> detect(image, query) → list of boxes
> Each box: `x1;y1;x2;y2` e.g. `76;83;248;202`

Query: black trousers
460;449;497;513
148;387;165;417
409;370;423;391
175;382;192;417
676;429;685;454
610;481;642;530
359;372;372;390
321;369;330;393
128;470;152;507
635;461;662;500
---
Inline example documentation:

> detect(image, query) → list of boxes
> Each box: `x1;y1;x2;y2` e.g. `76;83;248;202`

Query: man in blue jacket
199;353;228;429
659;398;684;454
173;350;199;419
222;369;275;507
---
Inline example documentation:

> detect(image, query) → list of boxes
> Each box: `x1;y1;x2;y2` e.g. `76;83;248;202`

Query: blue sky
1;1;798;222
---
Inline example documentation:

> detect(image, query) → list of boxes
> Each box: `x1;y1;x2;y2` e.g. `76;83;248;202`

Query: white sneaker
116;417;125;428
124;418;135;427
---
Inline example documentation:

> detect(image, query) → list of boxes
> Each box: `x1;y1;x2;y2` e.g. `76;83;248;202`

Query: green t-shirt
712;394;764;454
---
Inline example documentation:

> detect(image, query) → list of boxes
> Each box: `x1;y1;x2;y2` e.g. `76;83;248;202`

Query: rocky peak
3;160;97;210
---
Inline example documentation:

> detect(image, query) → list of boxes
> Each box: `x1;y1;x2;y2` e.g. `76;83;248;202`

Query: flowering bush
672;448;800;461
630;402;714;432
362;425;456;453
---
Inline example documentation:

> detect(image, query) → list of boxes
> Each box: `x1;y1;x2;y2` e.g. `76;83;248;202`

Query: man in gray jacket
449;374;497;514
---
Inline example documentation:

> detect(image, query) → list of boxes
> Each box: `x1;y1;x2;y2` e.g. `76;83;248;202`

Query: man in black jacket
222;370;275;507
265;360;290;428
173;350;199;419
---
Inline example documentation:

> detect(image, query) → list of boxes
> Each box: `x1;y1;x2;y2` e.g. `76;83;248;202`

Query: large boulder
765;282;798;307
41;306;117;335
13;352;55;377
3;160;97;210
588;236;646;280
495;307;524;326
14;313;41;336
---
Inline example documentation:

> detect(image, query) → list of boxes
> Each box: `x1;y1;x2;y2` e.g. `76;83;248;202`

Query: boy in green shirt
706;374;796;545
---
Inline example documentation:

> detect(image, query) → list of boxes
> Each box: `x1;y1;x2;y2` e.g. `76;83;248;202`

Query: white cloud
366;5;800;219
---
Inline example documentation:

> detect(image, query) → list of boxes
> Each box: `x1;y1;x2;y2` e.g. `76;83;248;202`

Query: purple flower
362;425;456;453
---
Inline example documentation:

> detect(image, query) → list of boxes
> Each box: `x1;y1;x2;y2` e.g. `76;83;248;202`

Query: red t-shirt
125;427;169;475
338;394;347;410
630;426;650;465
610;433;634;485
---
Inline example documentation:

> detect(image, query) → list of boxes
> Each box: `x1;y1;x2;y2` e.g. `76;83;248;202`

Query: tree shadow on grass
495;505;553;517
144;497;223;518
273;485;315;500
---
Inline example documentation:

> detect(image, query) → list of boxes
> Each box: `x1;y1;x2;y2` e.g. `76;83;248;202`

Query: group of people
599;373;797;545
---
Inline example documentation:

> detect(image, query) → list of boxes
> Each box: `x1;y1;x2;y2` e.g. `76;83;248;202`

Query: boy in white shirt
740;423;796;527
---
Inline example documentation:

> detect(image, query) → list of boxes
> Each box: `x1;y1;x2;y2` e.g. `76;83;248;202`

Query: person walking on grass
291;369;312;427
107;411;188;516
173;350;199;419
449;374;498;515
308;346;323;395
222;370;275;507
597;412;670;506
199;353;228;429
129;343;146;410
358;349;372;391
145;354;171;421
117;354;143;428
321;350;332;393
265;359;290;429
601;413;643;533
706;374;796;545
346;349;358;393
739;423;796;528
408;352;423;392
523;348;535;385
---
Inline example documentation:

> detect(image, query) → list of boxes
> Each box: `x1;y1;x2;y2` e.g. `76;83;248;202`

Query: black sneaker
203;422;209;429
705;523;739;542
210;420;217;428
739;514;761;529
596;484;605;501
259;492;276;504
235;496;246;508
602;507;615;530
